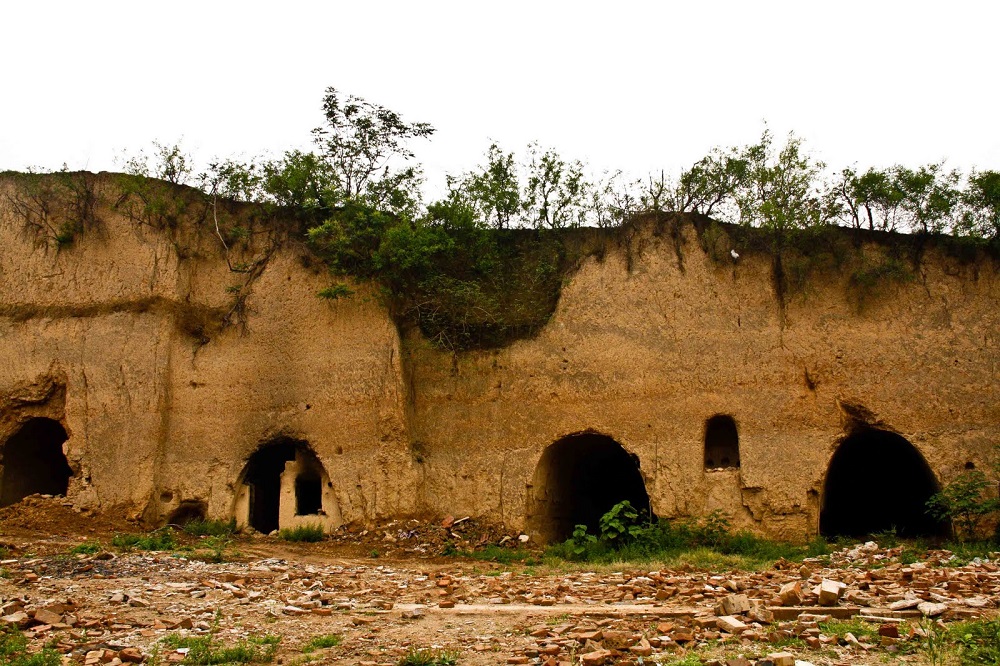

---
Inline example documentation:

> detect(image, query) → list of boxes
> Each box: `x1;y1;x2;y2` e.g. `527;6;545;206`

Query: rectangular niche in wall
704;415;740;470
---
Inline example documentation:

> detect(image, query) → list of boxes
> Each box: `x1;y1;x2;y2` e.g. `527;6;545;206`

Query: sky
2;1;998;199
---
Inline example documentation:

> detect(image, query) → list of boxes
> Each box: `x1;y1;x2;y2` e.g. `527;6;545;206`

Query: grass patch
949;618;1000;665
940;540;1000;565
546;504;832;570
659;656;703;666
301;634;342;653
161;633;280;664
397;649;458;666
278;524;325;542
182;519;236;538
112;527;178;551
818;618;881;643
183;535;237;563
67;541;102;555
0;624;61;666
459;545;538;565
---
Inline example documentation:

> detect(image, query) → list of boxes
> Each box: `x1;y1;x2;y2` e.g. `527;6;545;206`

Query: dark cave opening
243;439;298;534
526;432;651;543
241;438;327;534
0;418;72;507
167;500;207;526
820;428;947;538
295;470;322;516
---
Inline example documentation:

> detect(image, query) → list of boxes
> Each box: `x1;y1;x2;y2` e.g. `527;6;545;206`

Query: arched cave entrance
238;438;331;535
704;415;740;469
525;432;651;543
0;418;73;507
167;500;207;526
820;428;946;538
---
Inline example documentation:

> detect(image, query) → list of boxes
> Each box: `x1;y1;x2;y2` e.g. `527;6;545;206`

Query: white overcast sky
2;1;997;198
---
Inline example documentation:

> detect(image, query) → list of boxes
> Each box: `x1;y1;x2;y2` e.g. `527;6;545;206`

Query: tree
260;150;339;217
522;143;590;229
832;166;905;231
674;146;748;217
893;163;960;235
119;141;193;185
591;170;638;228
960;169;1000;238
732;130;834;245
312;87;434;206
458;143;520;229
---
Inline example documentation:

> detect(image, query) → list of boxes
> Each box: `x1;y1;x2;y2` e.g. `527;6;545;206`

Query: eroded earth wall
1;176;997;540
0;178;416;528
408;230;1000;540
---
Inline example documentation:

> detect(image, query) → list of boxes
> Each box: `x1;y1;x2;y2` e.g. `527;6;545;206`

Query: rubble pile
0;538;996;665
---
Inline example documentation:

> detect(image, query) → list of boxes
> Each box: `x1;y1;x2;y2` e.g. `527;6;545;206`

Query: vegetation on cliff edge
4;87;999;349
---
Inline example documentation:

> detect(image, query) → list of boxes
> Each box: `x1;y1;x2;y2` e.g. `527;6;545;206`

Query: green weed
187;535;235;563
0;624;61;666
278;524;325;542
547;502;832;569
182;519;236;538
112;527;178;551
160;633;280;664
949;617;1000;665
397;648;458;666
301;634;341;653
460;545;538;565
818;618;880;643
68;541;102;555
659;655;703;666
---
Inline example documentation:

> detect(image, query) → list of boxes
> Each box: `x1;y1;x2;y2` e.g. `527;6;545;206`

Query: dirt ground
1;497;997;666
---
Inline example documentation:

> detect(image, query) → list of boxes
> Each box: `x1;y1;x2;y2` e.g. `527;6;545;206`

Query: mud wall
406;231;1000;540
0;177;417;527
1;175;997;540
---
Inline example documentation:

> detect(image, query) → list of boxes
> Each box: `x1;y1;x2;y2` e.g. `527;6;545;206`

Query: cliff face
1;175;997;540
0;176;417;529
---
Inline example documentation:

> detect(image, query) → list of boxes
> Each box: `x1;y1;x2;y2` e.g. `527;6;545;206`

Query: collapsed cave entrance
820;428;946;538
0;418;73;507
239;438;330;534
525;432;651;543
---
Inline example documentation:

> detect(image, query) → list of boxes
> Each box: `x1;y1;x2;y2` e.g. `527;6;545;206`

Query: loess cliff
1;173;997;542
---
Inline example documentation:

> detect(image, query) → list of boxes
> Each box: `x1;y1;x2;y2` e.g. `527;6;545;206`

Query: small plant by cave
926;468;1000;542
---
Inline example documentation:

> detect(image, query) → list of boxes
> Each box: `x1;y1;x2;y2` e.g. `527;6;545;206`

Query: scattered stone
716;615;748;634
719;593;751;616
779;581;802;606
818;579;845;606
765;652;795;666
918;602;948;617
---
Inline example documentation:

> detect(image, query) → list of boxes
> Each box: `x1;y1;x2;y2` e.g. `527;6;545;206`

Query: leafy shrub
278;524;325;542
598;500;645;543
849;255;914;305
926;470;1000;541
112;527;177;551
317;284;354;300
